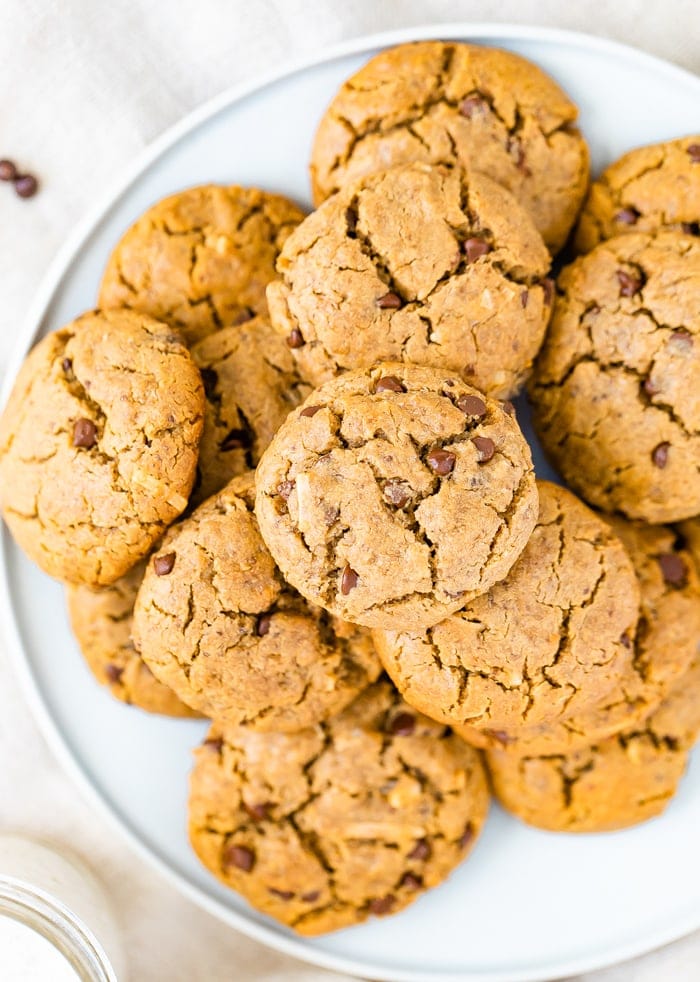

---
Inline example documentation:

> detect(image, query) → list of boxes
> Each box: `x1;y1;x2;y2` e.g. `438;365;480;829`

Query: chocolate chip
687;144;700;163
651;442;670;468
642;375;660;396
408;839;431;861
456;394;487;418
502;401;516;417
669;328;693;350
542;278;554;305
459;822;474;849
200;367;218;397
614;207;640;225
383;480;410;508
463;237;492;263
620;632;633;649
459;94;488;117
400;872;423;891
287;328;305;348
153;552;176;576
463;363;476;377
220;428;251;451
520;290;529;308
341;565;359;595
483;729;512;746
0;159;17;181
268;888;294;901
427;447;456;475
507;137;530;174
204;736;224;753
277;480;295;500
658;553;688;588
472;436;495;462
72;418;97;448
61;357;73;376
256;613;272;637
345;207;358;234
224;844;255;872
682;222;700;235
369;895;395;916
14;174;38;198
231;309;254;326
302;890;321;903
388;712;415;736
104;664;123;684
616;269;643;297
244;801;272;821
300;405;322;418
375;375;406;393
376;291;403;309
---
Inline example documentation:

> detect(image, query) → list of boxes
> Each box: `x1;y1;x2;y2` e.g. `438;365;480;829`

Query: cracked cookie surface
0;309;204;586
66;561;201;717
374;482;639;730
575;135;700;253
188;679;489;935
310;41;589;252
98;185;305;346
530;231;700;522
132;473;380;731
254;364;538;631
191;316;310;503
268;162;551;398
456;516;700;753
486;654;700;833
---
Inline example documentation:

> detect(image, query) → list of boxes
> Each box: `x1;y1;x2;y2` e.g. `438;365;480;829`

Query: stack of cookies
1;40;700;935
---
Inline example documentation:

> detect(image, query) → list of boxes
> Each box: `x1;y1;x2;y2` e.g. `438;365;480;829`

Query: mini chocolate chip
376;291;403;309
456;394;487;417
302;890;321;903
0;159;17;181
277;479;295;500
153;552;176;576
463;363;476;377
669;328;693;349
61;357;73;374
520;290;529;308
224;844;255;872
287;328;305;348
426;447;456;475
408;839;431;861
369;895;395;916
682;222;700;235
341;565;359;595
268;888;295;900
614;207;640;225
245;801;272;821
220;428;250;451
256;613;272;637
472;436;495;462
231;309;254;325
483;729;512;746
388;712;415;736
463;237;492;263
651;442;670;468
200;367;218;397
375;375;406;393
14;174;38;198
104;664;123;684
72;418;97;448
459;94;488;117
616;269;642;297
383;480;411;508
643;376;660;396
400;872;423;891
658;553;688;587
542;278;554;305
687;144;700;163
502;401;516;417
459;822;474;849
620;632;633;649
204;736;224;753
300;405;322;418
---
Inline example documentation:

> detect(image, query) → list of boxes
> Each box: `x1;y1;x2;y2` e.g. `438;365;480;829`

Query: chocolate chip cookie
254;364;538;631
530;230;700;522
456;515;700;753
66;561;200;717
486;655;700;833
98;185;305;346
188;679;489;934
268;162;551;398
374;482;639;730
191;316;309;503
0;310;204;586
575;135;700;253
310;41;589;252
132;473;380;731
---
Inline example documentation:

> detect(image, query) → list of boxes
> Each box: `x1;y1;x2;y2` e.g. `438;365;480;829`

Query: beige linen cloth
1;2;699;979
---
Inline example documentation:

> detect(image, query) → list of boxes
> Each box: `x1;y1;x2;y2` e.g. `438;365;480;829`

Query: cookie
254;364;538;631
98;185;305;346
486;655;700;833
268;162;551;398
0;310;204;586
456;516;700;753
188;679;489;935
191;316;309;503
132;473;380;731
575;136;700;253
310;41;589;252
374;482;639;730
530;231;700;522
66;561;200;717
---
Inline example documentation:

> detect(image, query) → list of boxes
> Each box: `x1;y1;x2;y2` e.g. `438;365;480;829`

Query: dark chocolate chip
542;278;554;305
399;872;423;891
682;222;700;235
256;613;272;637
104;664;123;684
224;844;255;872
658;553;688;588
520;290;529;308
426;447;456;475
61;357;73;376
614;207;640;225
204;736;224;753
620;632;633;649
502;401;516;417
616;269;642;297
651;442;670;468
341;565;359;595
0;159;17;181
302;890;321;903
244;801;272;821
456;394;487;418
388;712;415;736
14;174;38;198
300;405;322;418
220;428;251;451
375;375;406;393
687;144;700;163
200;367;218;397
408;839;431;861
287;328;305;348
383;480;410;508
369;895;395;916
153;552;176;576
472;436;495;462
459;94;488;117
669;329;693;350
277;480;295;500
463;237;492;263
268;888;294;901
376;291;403;309
459;822;474;849
72;418;97;448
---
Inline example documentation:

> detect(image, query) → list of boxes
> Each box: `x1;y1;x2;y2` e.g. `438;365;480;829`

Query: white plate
2;23;700;982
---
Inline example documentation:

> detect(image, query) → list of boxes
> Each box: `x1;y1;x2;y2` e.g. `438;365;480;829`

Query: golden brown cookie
530;231;700;522
575;136;700;253
456;516;700;753
98;185;305;346
0;310;204;586
486;655;700;833
310;41;589;252
268;162;551;398
132;473;380;731
66;561;201;717
374;482;639;730
254;364;538;632
189;679;489;935
191;316;309;503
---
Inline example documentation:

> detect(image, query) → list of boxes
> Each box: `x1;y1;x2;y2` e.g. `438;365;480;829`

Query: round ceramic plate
2;23;700;982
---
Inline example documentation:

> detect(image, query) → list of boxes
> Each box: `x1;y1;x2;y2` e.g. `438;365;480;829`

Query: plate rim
2;21;700;982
